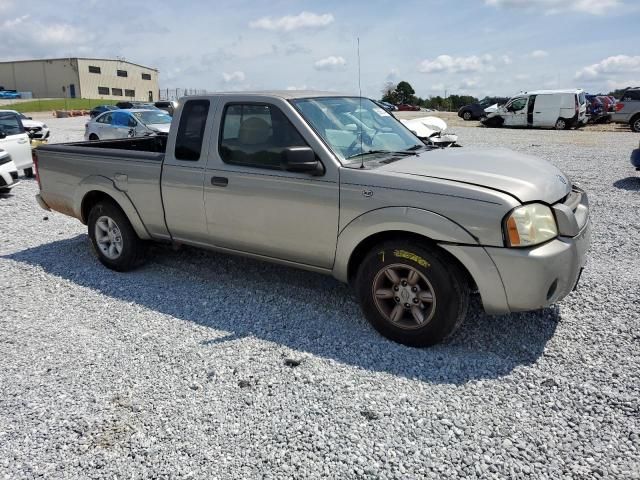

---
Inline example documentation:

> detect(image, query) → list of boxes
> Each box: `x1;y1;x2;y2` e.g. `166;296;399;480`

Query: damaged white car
400;116;459;147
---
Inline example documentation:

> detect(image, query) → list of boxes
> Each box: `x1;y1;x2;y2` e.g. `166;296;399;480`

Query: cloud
501;55;512;65
222;71;246;82
575;55;640;79
530;50;549;58
249;12;334;32
314;55;346;71
418;54;494;74
459;78;480;89
484;0;623;15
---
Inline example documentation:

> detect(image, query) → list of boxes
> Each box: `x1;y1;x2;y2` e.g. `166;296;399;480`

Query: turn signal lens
504;203;558;247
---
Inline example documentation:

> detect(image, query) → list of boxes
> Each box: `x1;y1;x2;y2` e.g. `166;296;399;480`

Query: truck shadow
613;177;640;191
4;235;560;384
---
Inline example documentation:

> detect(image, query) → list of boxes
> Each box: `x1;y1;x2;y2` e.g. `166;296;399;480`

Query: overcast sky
1;0;639;98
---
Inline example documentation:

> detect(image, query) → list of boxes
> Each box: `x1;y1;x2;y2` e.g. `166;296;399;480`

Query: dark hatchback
89;105;118;118
458;97;510;121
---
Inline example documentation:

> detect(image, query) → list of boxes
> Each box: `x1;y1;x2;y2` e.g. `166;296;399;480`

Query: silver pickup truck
34;92;591;347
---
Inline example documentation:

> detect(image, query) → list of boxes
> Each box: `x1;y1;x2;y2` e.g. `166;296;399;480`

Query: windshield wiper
346;149;418;160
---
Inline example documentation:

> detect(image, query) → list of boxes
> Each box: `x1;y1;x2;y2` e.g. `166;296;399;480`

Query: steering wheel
345;130;373;157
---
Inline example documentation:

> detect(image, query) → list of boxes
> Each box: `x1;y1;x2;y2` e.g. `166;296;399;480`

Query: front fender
332;206;478;282
74;175;151;240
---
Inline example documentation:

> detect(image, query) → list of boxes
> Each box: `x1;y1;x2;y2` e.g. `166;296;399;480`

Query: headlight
504;203;557;247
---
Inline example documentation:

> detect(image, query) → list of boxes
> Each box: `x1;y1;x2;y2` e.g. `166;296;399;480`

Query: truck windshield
292;97;423;164
133;111;172;125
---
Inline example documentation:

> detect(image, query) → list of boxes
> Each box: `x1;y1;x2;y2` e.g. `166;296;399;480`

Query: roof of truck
524;89;584;95
191;90;354;100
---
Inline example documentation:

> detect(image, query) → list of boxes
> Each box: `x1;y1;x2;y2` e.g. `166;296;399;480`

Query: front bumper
0;170;19;190
442;187;591;314
485;220;590;312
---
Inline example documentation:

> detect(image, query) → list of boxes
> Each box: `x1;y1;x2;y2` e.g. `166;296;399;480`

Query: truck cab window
175;100;210;161
219;103;307;169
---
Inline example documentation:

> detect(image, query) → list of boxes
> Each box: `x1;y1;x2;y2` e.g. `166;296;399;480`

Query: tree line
380;80;636;111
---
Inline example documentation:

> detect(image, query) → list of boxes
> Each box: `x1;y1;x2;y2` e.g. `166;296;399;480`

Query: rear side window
174;100;210;161
623;90;640;101
219;103;307;169
0;113;24;135
112;111;133;126
96;112;113;124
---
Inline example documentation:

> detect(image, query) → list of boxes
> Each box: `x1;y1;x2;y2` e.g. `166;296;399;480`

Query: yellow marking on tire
393;249;430;268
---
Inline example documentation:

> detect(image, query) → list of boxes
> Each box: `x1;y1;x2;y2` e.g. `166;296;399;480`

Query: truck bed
36;136;169;238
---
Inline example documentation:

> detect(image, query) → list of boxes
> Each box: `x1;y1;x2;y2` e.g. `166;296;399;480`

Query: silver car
84;109;172;141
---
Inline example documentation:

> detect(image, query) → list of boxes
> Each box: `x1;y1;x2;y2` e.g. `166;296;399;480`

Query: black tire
630;115;640;133
87;200;146;271
89;133;99;141
24;167;34;178
462;111;472;121
555;118;567;130
355;240;469;347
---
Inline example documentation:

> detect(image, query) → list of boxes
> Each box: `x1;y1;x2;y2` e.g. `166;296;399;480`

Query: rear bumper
35;193;51;211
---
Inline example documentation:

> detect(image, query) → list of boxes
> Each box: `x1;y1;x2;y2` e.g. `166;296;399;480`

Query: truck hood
378;147;571;203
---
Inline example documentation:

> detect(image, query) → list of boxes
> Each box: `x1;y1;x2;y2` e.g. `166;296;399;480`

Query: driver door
203;101;340;268
503;96;529;127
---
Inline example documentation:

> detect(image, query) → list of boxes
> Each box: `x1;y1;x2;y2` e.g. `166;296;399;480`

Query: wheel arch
629;113;640;131
333;207;478;285
75;177;151;240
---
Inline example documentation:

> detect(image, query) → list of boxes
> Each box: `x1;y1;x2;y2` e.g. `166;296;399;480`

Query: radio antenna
358;37;365;169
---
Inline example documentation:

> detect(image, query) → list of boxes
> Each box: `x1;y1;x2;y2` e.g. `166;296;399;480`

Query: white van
482;89;587;130
0;110;33;176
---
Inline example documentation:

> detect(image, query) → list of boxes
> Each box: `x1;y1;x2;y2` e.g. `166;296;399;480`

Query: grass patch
5;98;119;113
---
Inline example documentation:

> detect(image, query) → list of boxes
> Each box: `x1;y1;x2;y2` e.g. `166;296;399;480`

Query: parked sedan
458;97;510;121
13;111;50;139
154;100;178;115
85;109;172;141
396;104;421;111
89;104;118;119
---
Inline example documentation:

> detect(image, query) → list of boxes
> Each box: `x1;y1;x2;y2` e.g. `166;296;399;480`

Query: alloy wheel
95;215;123;260
372;264;437;330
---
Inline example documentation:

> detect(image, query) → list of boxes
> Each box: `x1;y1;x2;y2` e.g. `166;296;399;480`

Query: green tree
380;80;418;105
395;81;416;104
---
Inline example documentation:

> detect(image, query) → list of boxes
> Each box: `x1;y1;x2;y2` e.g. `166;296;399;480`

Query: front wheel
88;200;146;271
630;116;640;133
89;133;99;141
355;241;469;347
462;111;472;121
24;167;34;178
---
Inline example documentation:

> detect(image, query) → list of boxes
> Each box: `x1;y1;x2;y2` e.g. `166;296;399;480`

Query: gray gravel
1;117;639;479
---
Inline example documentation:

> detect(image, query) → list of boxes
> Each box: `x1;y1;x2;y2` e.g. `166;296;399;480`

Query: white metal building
0;58;159;101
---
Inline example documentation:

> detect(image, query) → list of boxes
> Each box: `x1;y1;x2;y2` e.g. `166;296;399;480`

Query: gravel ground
1;117;639;479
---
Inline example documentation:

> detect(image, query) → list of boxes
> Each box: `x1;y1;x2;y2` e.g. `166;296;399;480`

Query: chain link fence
158;88;209;101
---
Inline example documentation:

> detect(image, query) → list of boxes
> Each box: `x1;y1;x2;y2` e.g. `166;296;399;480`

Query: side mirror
281;147;323;175
26;116;33;120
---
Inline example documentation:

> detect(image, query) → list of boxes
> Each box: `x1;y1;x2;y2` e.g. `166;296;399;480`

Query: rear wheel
630;115;640;133
355;241;469;347
89;133;99;141
462;111;472;121
555;118;567;130
87;200;145;271
24;167;34;178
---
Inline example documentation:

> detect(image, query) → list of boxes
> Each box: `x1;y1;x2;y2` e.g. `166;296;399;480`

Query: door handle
18;139;28;144
211;176;228;187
